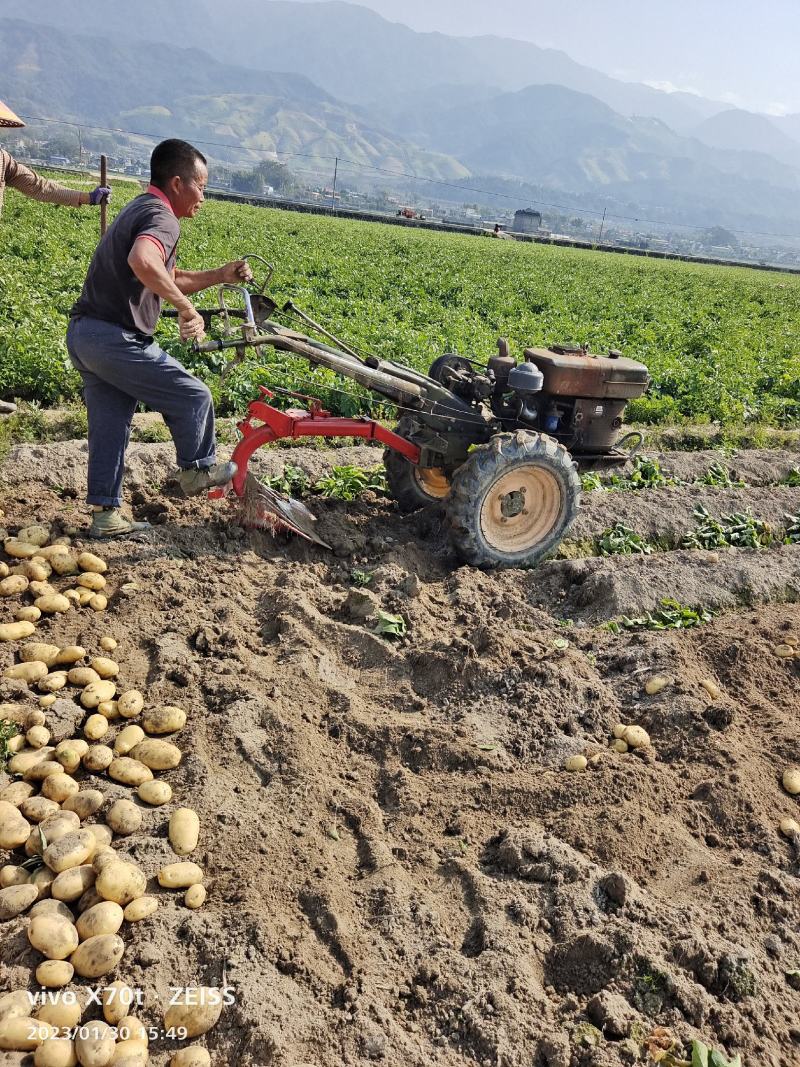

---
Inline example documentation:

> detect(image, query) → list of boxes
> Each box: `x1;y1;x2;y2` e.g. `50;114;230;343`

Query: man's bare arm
174;259;253;295
128;240;205;340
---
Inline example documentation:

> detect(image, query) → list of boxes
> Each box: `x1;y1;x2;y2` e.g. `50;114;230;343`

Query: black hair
149;139;206;189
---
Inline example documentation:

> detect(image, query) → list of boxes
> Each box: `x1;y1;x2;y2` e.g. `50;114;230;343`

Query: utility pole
77;125;83;165
331;157;338;214
598;207;607;245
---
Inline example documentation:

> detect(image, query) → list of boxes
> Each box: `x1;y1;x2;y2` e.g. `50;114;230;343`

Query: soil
2;439;800;1067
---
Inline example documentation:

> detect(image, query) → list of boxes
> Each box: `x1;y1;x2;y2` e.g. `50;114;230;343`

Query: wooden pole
100;154;108;237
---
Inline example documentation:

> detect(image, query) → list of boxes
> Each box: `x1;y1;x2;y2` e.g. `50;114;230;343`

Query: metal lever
217;285;256;335
239;254;274;295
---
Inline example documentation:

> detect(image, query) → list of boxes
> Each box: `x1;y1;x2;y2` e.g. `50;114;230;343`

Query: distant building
512;208;542;234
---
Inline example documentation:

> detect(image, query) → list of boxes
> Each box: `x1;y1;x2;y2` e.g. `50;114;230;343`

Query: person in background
0;100;110;219
67;137;250;539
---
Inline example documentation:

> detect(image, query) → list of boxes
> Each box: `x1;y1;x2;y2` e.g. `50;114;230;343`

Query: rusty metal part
413;466;450;500
237;473;330;547
523;347;649;399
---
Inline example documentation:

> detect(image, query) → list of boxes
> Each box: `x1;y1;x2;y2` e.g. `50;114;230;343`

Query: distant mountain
0;19;467;179
692;109;800;170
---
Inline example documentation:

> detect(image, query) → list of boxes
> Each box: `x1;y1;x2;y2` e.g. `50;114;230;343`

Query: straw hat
0;101;25;128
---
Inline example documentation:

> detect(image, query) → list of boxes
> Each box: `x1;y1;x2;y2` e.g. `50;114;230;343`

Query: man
67;138;251;539
0;100;110;218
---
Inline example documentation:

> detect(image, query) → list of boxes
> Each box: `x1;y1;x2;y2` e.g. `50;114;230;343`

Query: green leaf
372;610;407;639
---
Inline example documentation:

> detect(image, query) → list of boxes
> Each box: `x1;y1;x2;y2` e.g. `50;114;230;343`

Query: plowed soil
2;439;800;1067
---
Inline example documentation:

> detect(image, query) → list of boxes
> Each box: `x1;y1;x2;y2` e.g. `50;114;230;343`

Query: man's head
149;139;207;219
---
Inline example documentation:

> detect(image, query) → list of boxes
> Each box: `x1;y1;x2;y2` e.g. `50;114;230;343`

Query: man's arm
128;239;205;341
174;260;253;295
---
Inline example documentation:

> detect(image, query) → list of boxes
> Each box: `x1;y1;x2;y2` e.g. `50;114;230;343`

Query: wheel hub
480;467;562;554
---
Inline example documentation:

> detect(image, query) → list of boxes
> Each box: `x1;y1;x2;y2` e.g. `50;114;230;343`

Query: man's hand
179;306;206;343
219;260;253;285
89;186;112;206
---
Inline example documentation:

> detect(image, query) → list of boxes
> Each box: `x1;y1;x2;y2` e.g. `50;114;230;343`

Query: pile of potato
0;526;217;1066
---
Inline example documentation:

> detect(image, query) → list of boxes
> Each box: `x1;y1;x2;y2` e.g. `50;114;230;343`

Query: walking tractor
189;257;651;569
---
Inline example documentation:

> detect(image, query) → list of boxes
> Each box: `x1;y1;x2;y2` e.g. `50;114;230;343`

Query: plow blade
236;473;331;548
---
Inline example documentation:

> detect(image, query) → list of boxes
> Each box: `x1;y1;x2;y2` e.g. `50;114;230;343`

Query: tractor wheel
383;418;451;512
428;353;473;386
446;431;580;568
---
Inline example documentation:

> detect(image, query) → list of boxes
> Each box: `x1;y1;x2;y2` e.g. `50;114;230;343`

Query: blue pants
66;315;216;507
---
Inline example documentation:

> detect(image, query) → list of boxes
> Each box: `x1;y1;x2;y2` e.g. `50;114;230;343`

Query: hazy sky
301;0;800;115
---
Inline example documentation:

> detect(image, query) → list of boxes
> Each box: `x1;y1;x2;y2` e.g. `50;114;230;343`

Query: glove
89;186;111;206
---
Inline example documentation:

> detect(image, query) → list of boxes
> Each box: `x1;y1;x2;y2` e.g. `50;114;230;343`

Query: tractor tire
427;353;472;385
383;418;451;512
446;431;580;569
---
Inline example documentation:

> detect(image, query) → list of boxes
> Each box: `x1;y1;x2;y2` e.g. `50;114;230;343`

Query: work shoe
177;461;237;497
89;508;152;540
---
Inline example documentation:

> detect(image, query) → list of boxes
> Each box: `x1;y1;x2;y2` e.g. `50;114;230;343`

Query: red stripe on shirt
146;184;176;215
135;233;166;261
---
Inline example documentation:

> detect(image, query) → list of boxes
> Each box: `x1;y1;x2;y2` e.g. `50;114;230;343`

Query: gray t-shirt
71;191;180;336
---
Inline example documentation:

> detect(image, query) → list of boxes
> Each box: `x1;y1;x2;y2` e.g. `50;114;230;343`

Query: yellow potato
76;589;94;607
163;988;223;1038
81;681;116;709
25;707;46;727
27;914;80;959
55;646;86;666
8;746;55;775
0;780;35;805
39;671;69;693
0;989;33;1023
129;739;181;771
30;581;58;599
77;552;107;574
0;561;7;578
82;746;114;773
70;934;125;979
107;758;152;786
91;849;119;875
77;887;104;915
0;620;37;641
622;725;651;749
96;862;147;906
105;800;142;836
36;994;81;1031
76;901;124;940
136;780;171;806
69;667;101;687
0;799;31;848
30;865;56;900
5;661;48;684
102;984;135;1026
39;694;56;708
16;605;42;623
184;884;206;910
49;555;79;578
43;829;96;874
169;809;199;856
123;896;158;922
6;733;25;753
34;1036;79;1066
42;774;80;804
0;574;29;596
97;700;120;721
17;525;50;547
74;1019;116;1065
783;768;800;795
0;882;38;920
77;573;107;592
25;760;65;783
0;862;29;886
114;725;144;756
99;637;117;652
19;560;51;582
84;715;109;741
117;691;144;719
116;1017;147;1045
86;824;113;849
171;1046;211;1067
142;705;186;735
26;723;52;747
90;657;118;679
158;862;203;889
35;960;75;988
89;595;108;613
55;744;84;775
0;1016;56;1050
564;754;588;772
31;899;75;922
35;594;72;615
20;796;60;823
51;864;96;903
3;539;40;559
63;590;82;606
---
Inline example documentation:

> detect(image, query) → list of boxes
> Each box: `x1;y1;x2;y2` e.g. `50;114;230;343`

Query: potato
123;896;158;922
18;525;50;547
64;590;82;606
0;780;35;805
28;914;80;959
97;701;120;721
69;668;101;687
19;560;51;582
49;556;79;578
106;800;142;836
169;809;199;856
780;816;800;837
0;862;29;887
77;573;107;592
27;724;52;748
62;791;105;825
43;774;80;804
0;574;29;596
55;744;83;775
52;865;96;903
8;746;55;775
116;1017;147;1045
81;681;116;709
40;693;57;708
114;726;144;756
783;767;800;795
129;739;181;771
25;760;66;783
136;780;171;806
564;754;588;772
35;960;75;988
82;746;114;773
40;671;69;693
30;865;56;900
699;678;722;701
6;733;25;753
99;637;117;652
77;589;95;607
36;594;72;615
622;725;651;749
0;561;7;578
34;1036;79;1066
0;620;36;641
89;595;108;613
55;646;86;666
77;887;104;915
16;605;42;623
142;705;185;735
0;989;32;1022
170;1047;211;1067
5;661;48;685
31;899;75;921
184;884;206;910
107;758;152;786
70;934;125;979
36;995;81;1031
611;738;629;753
96;862;146;906
84;715;109;741
0;882;38;920
20;796;61;822
26;708;46;728
86;824;114;849
110;1041;148;1065
43;829;96;873
76;901;124;940
117;691;144;719
77;552;107;575
4;539;39;559
91;848;119;875
74;1020;116;1065
0;1016;56;1049
102;984;135;1026
163;988;223;1038
30;581;58;599
158;862;203;889
0;799;31;848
